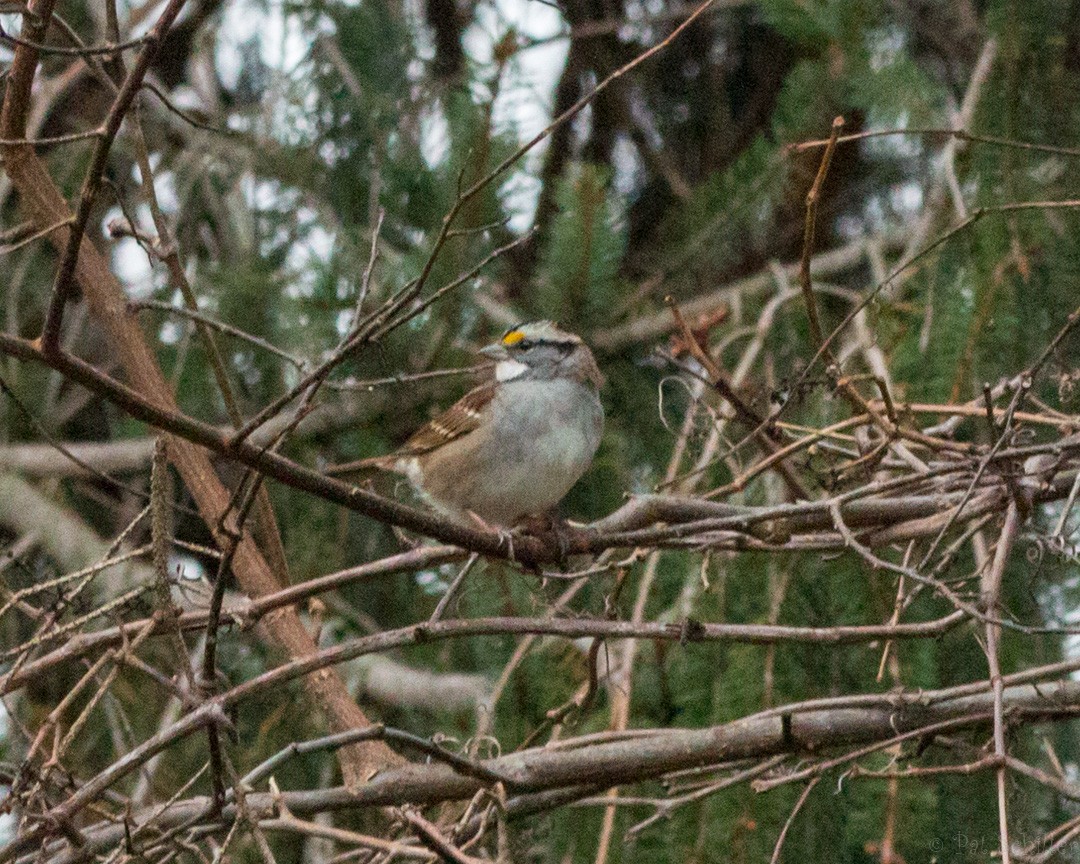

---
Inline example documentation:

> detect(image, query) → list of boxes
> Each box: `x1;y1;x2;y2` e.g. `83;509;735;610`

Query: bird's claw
512;511;573;571
467;510;520;564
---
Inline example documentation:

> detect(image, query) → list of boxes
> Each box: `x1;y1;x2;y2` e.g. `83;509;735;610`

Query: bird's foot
466;510;517;562
514;511;573;571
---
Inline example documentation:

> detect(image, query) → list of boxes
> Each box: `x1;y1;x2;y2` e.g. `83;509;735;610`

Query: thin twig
769;777;820;864
799;116;844;352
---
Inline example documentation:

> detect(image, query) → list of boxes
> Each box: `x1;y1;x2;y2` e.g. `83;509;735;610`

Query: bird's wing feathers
324;384;494;477
397;383;495;455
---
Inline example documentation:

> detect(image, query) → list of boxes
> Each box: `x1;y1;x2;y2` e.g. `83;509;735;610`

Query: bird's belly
423;381;602;525
480;424;591;514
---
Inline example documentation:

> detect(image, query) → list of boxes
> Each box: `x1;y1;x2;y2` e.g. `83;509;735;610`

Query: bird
327;321;604;529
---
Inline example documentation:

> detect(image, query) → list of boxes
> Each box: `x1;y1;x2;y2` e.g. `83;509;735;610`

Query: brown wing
325;384;495;477
397;383;495;455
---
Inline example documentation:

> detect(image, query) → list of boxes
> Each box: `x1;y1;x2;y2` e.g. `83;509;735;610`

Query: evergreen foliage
1;0;1080;861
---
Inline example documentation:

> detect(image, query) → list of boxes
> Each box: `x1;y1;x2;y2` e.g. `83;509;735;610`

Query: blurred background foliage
3;0;1080;860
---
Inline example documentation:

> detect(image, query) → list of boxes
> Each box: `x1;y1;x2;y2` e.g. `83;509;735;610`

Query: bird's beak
479;342;509;361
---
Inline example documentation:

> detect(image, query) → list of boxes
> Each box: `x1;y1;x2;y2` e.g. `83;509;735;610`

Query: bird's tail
324;454;398;477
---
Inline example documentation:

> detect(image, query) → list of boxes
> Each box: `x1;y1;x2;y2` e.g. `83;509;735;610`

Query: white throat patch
496;359;529;382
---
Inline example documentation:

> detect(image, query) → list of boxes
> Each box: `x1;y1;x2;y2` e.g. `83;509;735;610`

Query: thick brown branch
40;0;190;350
31;678;1080;864
1;112;397;787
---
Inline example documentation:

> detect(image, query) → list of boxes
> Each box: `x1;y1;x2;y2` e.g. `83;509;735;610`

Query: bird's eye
517;339;534;350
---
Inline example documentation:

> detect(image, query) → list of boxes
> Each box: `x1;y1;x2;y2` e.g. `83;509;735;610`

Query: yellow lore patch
501;329;525;346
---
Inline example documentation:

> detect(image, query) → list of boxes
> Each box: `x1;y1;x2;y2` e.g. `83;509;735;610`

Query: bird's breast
474;379;602;520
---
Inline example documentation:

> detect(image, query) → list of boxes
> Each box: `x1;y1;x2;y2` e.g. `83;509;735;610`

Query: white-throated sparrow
328;321;604;527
